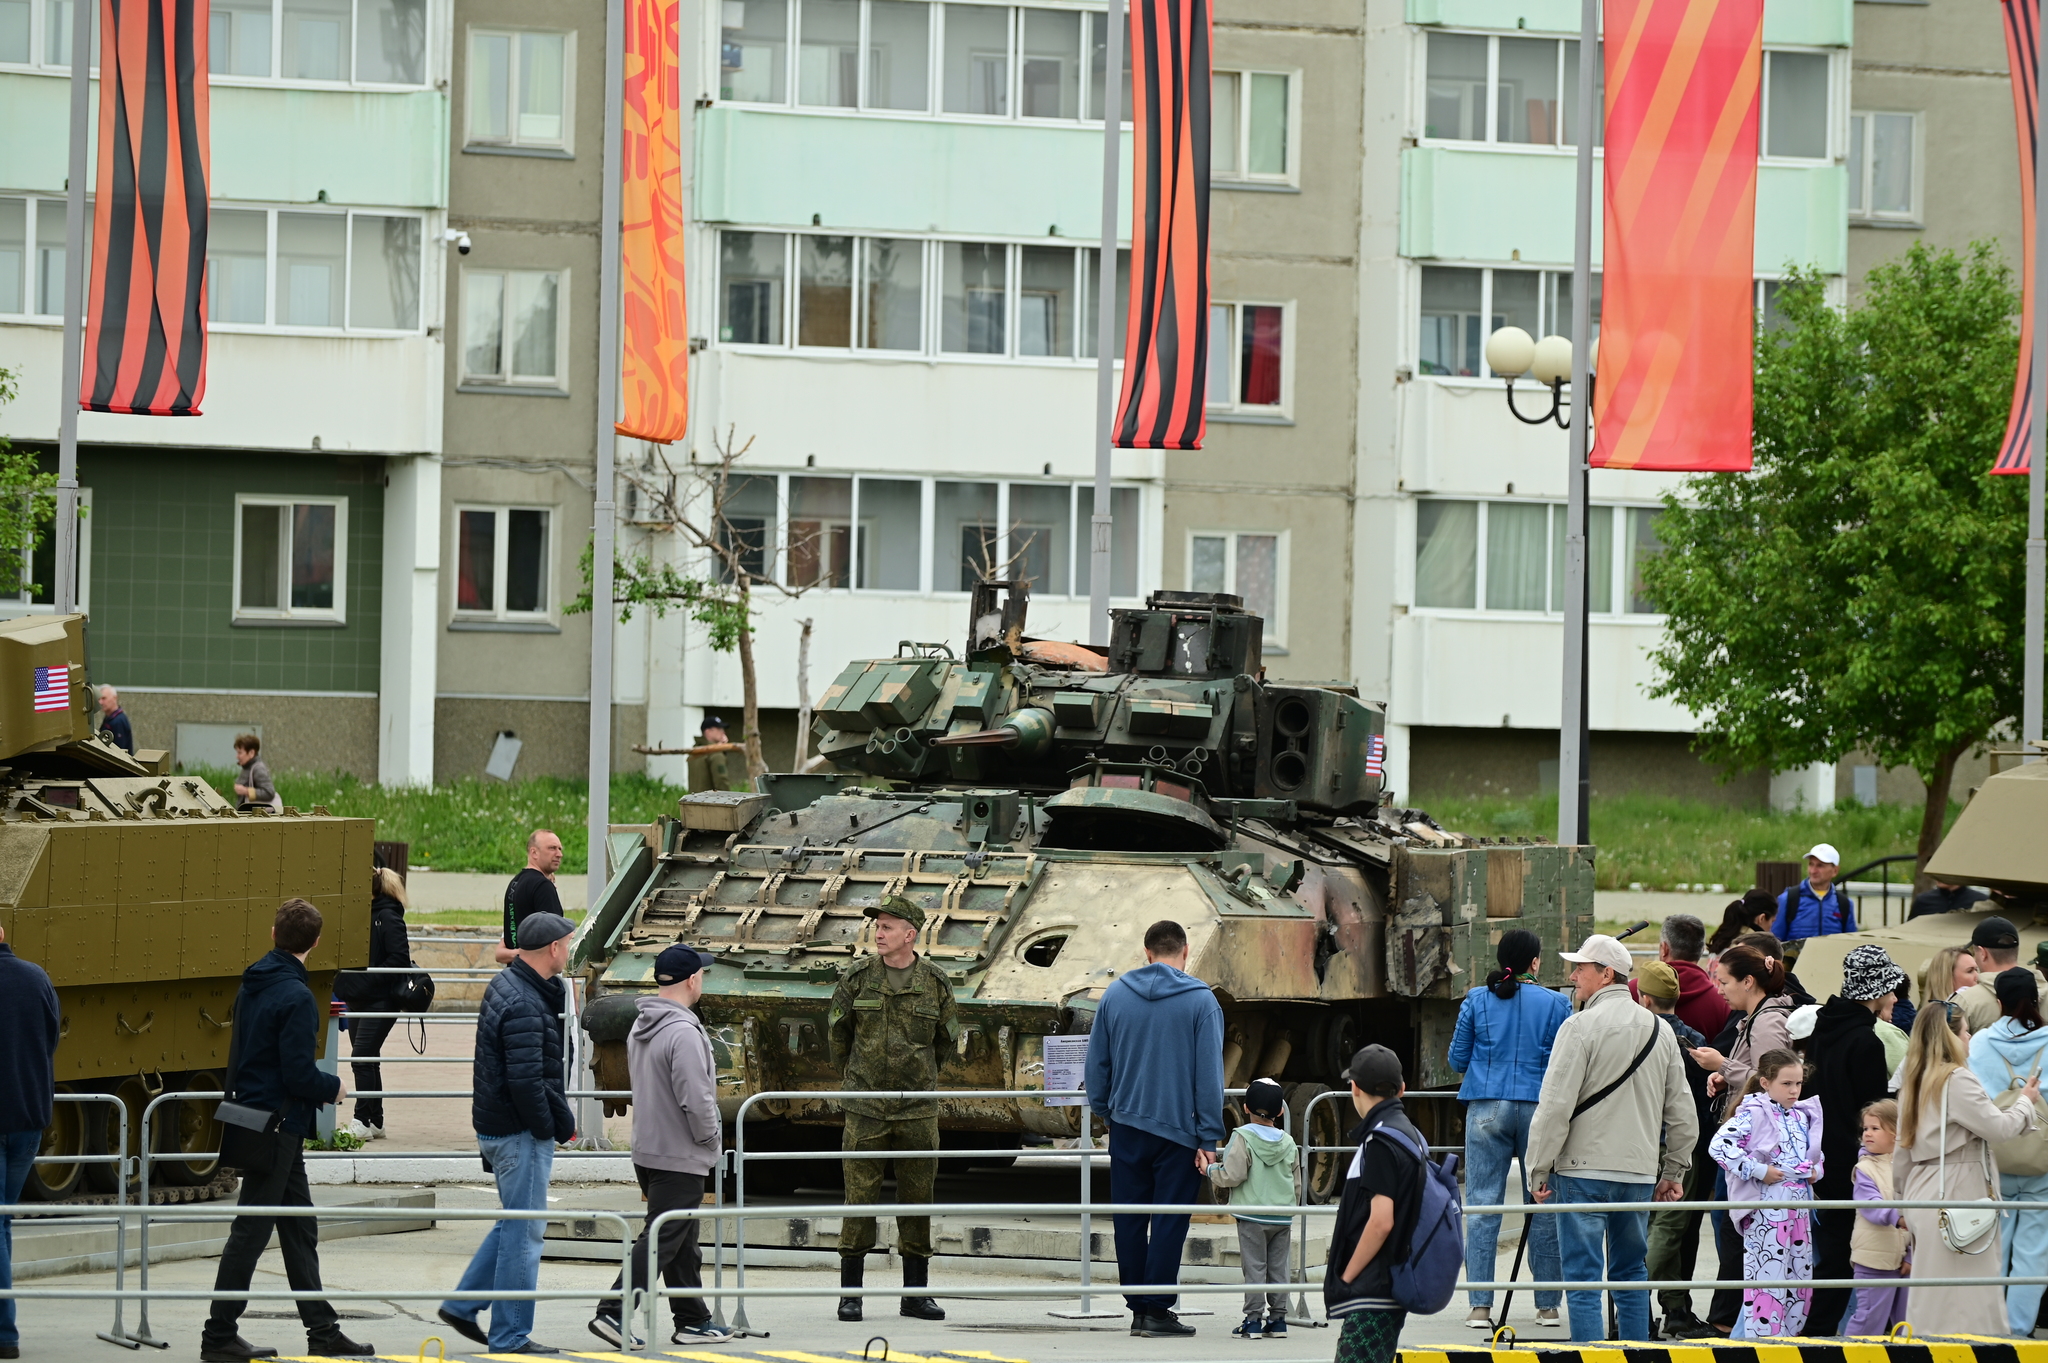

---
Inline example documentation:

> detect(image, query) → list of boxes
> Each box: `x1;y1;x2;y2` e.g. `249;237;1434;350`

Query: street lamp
1485;327;1596;429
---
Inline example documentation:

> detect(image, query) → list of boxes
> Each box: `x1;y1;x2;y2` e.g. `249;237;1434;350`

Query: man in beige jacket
1526;934;1698;1344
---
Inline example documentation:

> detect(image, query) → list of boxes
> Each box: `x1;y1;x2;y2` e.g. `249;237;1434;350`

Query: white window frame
1415;30;1593;152
1407;496;1666;619
451;503;555;621
1206;299;1294;417
1413;262;1601;382
1847;109;1922;225
1185;527;1288;646
0;0;438;86
202;203;427;334
715;0;1134;127
1211;67;1300;188
457;266;569;388
231;494;350;624
1758;46;1839;165
464;27;577;153
0;487;92;614
0;193;98;322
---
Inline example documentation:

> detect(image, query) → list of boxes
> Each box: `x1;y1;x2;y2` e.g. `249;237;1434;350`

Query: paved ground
405;870;588;915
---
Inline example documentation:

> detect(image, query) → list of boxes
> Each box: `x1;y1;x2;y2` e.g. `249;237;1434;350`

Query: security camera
444;228;472;255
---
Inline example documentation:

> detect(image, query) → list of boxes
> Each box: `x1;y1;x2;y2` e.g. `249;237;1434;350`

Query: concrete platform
12;1186;436;1279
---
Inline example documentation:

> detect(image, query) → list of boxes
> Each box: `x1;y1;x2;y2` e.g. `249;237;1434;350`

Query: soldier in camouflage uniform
827;895;957;1323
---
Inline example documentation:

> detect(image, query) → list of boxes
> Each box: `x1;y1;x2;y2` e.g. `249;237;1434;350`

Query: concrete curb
304;1156;638;1183
11;1190;437;1279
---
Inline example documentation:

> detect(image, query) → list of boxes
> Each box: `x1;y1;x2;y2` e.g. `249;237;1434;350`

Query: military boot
900;1255;946;1320
838;1256;864;1322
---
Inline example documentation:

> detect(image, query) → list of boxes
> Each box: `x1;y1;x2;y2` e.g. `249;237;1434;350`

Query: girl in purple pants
1843;1100;1910;1336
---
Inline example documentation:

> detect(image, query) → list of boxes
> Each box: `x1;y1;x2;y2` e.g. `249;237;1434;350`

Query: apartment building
0;0;449;781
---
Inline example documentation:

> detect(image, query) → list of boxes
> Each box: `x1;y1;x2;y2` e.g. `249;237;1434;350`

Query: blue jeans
442;1132;555;1350
0;1129;38;1347
2004;1170;2048;1335
1462;1099;1560;1310
1549;1174;1652;1343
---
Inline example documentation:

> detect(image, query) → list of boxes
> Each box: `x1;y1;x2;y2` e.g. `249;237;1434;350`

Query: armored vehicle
0;614;376;1202
575;585;1595;1197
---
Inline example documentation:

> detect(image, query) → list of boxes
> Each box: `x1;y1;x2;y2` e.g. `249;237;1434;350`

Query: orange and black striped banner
1113;0;1210;451
1590;0;1761;473
1995;0;2036;474
615;0;688;444
83;0;209;416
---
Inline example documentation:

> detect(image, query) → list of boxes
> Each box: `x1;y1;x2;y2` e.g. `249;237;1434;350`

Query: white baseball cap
1559;934;1632;976
1807;843;1841;866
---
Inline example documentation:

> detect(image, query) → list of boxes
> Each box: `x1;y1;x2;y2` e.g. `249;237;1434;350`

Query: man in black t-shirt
1325;1045;1423;1363
496;830;566;965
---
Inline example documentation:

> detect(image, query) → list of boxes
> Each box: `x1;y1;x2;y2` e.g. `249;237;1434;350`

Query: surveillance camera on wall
444;228;472;255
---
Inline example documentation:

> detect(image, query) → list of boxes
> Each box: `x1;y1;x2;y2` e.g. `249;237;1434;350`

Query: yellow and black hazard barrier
1404;1326;2048;1363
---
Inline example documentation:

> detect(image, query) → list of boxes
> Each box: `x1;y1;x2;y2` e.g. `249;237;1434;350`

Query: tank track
21;1170;241;1215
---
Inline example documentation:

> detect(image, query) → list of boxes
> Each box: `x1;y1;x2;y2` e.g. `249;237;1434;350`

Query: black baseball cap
655;943;717;984
701;715;729;731
1243;1077;1285;1118
1973;916;2021;951
1348;1043;1404;1093
516;912;575;949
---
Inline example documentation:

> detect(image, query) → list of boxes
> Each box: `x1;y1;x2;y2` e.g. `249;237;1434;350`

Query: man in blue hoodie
1084;919;1225;1339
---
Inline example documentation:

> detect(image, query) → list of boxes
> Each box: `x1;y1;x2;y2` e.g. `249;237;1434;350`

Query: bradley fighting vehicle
575;585;1594;1197
0;615;376;1203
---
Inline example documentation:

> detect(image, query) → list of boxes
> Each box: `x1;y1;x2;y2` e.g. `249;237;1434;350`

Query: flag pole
1088;0;1124;647
54;0;90;615
2027;0;2045;763
1559;0;1596;845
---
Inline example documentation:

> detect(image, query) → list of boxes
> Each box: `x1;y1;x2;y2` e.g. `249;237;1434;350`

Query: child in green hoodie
1208;1077;1302;1339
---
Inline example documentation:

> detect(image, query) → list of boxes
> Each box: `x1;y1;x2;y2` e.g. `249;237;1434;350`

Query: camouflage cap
866;895;926;929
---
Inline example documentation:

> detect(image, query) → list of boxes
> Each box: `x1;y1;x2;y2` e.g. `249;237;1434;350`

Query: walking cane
1491;1173;1534;1333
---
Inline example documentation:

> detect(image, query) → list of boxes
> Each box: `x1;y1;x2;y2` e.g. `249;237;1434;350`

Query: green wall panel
698;106;1132;238
1400;146;1846;275
1407;0;1850;45
80;449;383;693
0;75;445;208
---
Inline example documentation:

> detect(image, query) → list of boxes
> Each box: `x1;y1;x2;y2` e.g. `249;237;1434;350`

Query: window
235;496;347;622
188;205;422;332
1188;530;1284;642
787;476;852;587
0;0;96;69
1421;31;1600;147
856;477;921;588
468;29;573;151
1206;301;1287;412
1213;70;1294;184
719;229;1126;363
1417;264;1600;378
720;0;1131;123
1849;110;1918;224
1;488;91;612
1761;50;1829;160
937;479;999;588
0;195;97;320
1413;499;1656;615
462;269;564;388
454;506;551;618
25;0;432;82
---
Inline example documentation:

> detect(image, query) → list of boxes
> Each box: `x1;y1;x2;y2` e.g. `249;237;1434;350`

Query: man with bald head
495;829;565;966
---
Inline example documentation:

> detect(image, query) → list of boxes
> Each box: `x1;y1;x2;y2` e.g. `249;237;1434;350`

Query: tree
0;368;59;595
1642;242;2035;877
569;428;822;781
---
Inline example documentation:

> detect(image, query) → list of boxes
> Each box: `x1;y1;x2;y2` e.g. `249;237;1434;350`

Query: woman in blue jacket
1448;928;1573;1329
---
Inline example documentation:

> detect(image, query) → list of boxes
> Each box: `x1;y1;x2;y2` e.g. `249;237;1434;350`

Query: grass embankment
1417;792;1952;892
188;768;688;876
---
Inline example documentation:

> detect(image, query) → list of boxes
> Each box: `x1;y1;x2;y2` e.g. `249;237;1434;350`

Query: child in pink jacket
1709;1049;1822;1339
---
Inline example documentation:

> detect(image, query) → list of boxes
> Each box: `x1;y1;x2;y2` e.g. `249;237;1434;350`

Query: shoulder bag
214;988;297;1178
1990;1056;2048;1177
1571;1018;1662;1120
1937;1075;2002;1254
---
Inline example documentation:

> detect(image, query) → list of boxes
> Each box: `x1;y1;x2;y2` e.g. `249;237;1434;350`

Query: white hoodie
628;995;721;1174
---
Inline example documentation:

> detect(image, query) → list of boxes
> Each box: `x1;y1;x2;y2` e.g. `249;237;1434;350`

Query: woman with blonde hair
1895;1001;2041;1334
344;866;416;1140
1921;948;1981;1015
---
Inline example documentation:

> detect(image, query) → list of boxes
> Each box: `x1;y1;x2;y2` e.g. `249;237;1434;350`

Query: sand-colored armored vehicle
0;615;375;1202
575;585;1595;1196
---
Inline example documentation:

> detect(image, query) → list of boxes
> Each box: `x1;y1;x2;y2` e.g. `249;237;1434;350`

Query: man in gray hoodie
588;944;735;1348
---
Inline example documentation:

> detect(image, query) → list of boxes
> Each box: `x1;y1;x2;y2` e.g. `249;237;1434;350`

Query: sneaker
339;1119;375;1141
672;1322;737;1343
1231;1315;1264;1338
1535;1309;1563;1328
1264;1317;1288;1339
368;1123;385;1140
495;1344;562;1356
588;1313;643;1350
1466;1307;1494;1329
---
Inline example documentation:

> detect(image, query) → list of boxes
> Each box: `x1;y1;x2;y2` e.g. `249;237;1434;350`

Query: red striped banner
1995;0;2037;474
1113;0;1210;451
1591;0;1762;473
83;0;209;416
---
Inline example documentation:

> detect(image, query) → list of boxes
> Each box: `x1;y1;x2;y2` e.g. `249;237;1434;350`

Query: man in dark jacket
1083;919;1225;1340
203;900;370;1363
439;912;577;1354
1911;879;1987;919
95;684;134;754
1800;944;1906;1336
0;923;59;1361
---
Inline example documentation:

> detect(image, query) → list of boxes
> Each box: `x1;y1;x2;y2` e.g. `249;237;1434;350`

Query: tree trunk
793;617;814;773
1914;738;1971;890
736;578;767;780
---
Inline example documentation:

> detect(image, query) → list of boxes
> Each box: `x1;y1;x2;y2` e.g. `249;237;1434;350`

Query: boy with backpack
1325;1045;1463;1363
1207;1078;1301;1339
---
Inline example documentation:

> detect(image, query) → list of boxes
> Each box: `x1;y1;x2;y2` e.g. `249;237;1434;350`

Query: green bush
188;768;688;876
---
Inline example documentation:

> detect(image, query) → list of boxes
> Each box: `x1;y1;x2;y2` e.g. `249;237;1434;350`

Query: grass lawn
1416;791;1949;892
189;767;689;876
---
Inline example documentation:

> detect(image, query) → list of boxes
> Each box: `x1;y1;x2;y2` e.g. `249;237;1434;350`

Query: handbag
1937;1077;2002;1254
1990;1056;2048;1178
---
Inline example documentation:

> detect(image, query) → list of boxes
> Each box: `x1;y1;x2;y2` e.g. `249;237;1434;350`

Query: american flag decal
32;665;70;713
1365;734;1385;781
